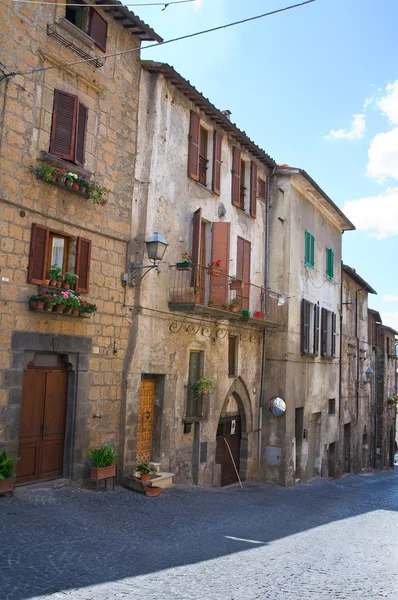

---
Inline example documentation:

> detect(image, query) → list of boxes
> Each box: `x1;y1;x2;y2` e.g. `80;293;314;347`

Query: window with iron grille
321;308;337;358
328;398;336;415
326;247;334;280
186;351;204;419
304;230;315;268
198;127;208;186
65;3;108;50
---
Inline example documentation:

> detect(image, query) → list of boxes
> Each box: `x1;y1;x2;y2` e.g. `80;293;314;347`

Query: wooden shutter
89;8;108;51
50;90;77;161
321;308;328;356
258;178;266;201
301;299;311;354
210;222;230;305
331;312;337;357
212;130;222;195
188;111;200;181
250;161;257;218
191;208;202;288
75;101;88;167
28;224;49;284
236;236;251;310
75;237;92;293
231;147;241;207
310;233;315;267
314;303;320;354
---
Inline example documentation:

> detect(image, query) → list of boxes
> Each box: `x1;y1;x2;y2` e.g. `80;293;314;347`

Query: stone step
149;472;174;489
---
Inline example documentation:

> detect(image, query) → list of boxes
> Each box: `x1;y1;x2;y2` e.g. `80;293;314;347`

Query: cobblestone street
1;471;398;600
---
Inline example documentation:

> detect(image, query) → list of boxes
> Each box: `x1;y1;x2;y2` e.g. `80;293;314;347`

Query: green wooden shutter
326;247;334;279
304;230;314;267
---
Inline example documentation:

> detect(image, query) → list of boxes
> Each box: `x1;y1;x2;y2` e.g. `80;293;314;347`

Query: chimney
221;110;231;120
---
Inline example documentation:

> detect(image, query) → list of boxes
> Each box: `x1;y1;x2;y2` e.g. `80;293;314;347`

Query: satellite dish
268;397;286;416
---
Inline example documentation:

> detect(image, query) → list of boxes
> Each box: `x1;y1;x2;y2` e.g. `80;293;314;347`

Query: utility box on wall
264;446;281;466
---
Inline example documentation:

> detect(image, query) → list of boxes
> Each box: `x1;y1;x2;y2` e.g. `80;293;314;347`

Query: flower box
90;464;116;481
229;280;243;291
176;262;192;271
207;267;221;276
0;477;14;495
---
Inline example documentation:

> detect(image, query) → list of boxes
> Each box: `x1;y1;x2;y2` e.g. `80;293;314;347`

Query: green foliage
48;265;62;281
193;377;216;398
88;181;108;206
30;161;57;182
88;443;117;467
0;449;19;480
136;462;157;475
231;296;240;306
64;272;79;286
387;396;398;405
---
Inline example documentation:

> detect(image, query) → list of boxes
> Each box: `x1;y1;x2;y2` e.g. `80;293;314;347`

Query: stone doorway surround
3;332;92;481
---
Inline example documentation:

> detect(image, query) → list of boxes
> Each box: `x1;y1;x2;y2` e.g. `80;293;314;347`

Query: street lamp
130;232;168;287
365;367;374;383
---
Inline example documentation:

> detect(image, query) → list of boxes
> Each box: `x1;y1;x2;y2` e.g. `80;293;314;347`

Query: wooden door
17;367;68;484
307;414;319;480
216;417;241;486
136;380;155;462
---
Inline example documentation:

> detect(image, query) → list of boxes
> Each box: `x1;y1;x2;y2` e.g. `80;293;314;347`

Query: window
50;90;88;167
239;160;246;210
186;351;205;419
301;299;319;355
258;178;266;201
326;247;334;280
321;308;337;358
304;230;315;268
28;223;91;292
236;237;251;310
228;336;237;376
328;398;336;415
199;127;208;186
65;4;108;50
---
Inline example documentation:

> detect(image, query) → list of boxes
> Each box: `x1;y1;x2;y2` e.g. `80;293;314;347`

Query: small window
50;90;88;167
328;398;336;415
186;351;205;419
239;160;246;210
321;308;337;358
258;178;266;201
48;233;69;274
326;247;334;280
228;336;237;376
304;230;315;268
199;127;208;186
301;299;316;355
65;3;108;51
65;3;88;30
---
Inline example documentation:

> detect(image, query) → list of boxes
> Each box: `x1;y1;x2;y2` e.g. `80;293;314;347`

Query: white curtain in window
51;238;65;269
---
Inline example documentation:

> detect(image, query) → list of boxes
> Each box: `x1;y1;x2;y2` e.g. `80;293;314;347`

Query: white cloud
193;0;205;10
343;187;398;238
363;96;374;110
382;311;398;332
383;295;398;302
377;81;398;124
326;113;366;140
366;127;398;182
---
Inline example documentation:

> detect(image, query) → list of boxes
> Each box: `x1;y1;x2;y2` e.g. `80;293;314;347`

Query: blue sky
136;0;398;328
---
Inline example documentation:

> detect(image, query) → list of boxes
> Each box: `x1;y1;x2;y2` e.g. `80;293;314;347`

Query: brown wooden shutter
210;222;230;305
236;236;251;310
321;308;328;356
331;312;337;357
250;161;257;218
212;130;222;195
75;101;88;167
28;224;49;284
188;111;200;181
301;299;311;354
89;9;108;51
191;208;202;288
231;147;241;207
50;90;77;161
313;303;320;354
75;237;92;293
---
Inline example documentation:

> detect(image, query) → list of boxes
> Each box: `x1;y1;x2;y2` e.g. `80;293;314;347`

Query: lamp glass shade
365;367;374;380
146;232;168;262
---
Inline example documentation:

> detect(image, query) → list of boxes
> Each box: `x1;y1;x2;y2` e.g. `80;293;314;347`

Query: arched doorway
216;394;244;486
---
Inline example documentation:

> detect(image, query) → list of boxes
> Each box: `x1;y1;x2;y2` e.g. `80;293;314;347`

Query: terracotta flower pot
50;280;57;287
140;473;151;482
44;303;53;312
146;486;162;497
44;279;50;286
90;464;116;480
79;185;87;193
55;304;65;314
66;180;73;188
0;477;14;495
64;306;72;315
208;268;221;276
72;308;80;317
57;175;66;185
229;280;243;291
230;305;239;313
63;283;70;290
194;294;201;304
35;300;45;310
56;281;62;288
72;181;80;190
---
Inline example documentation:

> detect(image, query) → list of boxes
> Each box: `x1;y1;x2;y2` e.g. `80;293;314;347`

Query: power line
0;0;316;82
11;0;197;6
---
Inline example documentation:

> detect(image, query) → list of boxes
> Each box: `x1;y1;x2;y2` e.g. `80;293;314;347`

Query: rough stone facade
0;0;160;479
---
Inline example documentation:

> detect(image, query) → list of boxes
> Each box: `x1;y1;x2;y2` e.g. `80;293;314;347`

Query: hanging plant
193;377;216;398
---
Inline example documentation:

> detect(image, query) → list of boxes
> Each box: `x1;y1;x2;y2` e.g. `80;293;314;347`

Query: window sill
41;152;92;178
191;178;216;196
304;262;315;269
34;173;90;200
183;416;208;424
57;17;95;49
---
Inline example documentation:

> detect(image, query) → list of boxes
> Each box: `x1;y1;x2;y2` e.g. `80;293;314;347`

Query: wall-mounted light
365;367;374;383
130;232;168;287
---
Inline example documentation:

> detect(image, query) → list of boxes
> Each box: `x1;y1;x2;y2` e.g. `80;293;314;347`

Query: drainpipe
258;166;276;473
355;288;365;419
338;260;343;472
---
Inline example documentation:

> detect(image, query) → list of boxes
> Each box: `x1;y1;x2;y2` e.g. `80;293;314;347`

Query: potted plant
193;377;216;398
176;252;192;271
34;293;47;311
88;181;108;206
63;272;79;290
208;299;214;307
53;292;67;314
387;395;398;405
78;174;91;194
222;302;230;310
229;276;243;291
88;443;117;481
253;310;265;319
136;461;157;482
79;301;97;318
69;295;82;316
65;172;75;188
194;287;202;303
48;265;62;287
241;309;250;319
30;161;58;182
0;449;19;496
43;293;57;312
57;167;67;185
207;260;222;276
230;297;240;313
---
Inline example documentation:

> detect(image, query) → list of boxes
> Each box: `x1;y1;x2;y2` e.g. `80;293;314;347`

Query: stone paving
1;471;398;600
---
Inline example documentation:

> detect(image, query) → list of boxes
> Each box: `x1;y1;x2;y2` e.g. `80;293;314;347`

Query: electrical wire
0;0;316;81
11;0;197;6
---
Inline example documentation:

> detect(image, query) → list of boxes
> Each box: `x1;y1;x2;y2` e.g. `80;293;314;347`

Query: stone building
368;310;397;470
340;264;376;474
0;0;161;483
122;61;282;486
262;166;355;486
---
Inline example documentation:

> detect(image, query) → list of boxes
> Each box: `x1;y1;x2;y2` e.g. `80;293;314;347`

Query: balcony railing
169;264;283;325
199;155;208;186
239;185;246;209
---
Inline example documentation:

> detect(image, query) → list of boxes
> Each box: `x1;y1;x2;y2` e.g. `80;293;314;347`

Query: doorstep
16;478;71;490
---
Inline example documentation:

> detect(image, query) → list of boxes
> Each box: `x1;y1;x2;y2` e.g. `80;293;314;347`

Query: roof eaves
382;325;398;336
95;0;163;42
141;61;276;169
342;264;377;295
368;308;382;323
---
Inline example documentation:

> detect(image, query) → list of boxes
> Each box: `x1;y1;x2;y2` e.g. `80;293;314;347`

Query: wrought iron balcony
199;155;208;186
169;264;283;326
